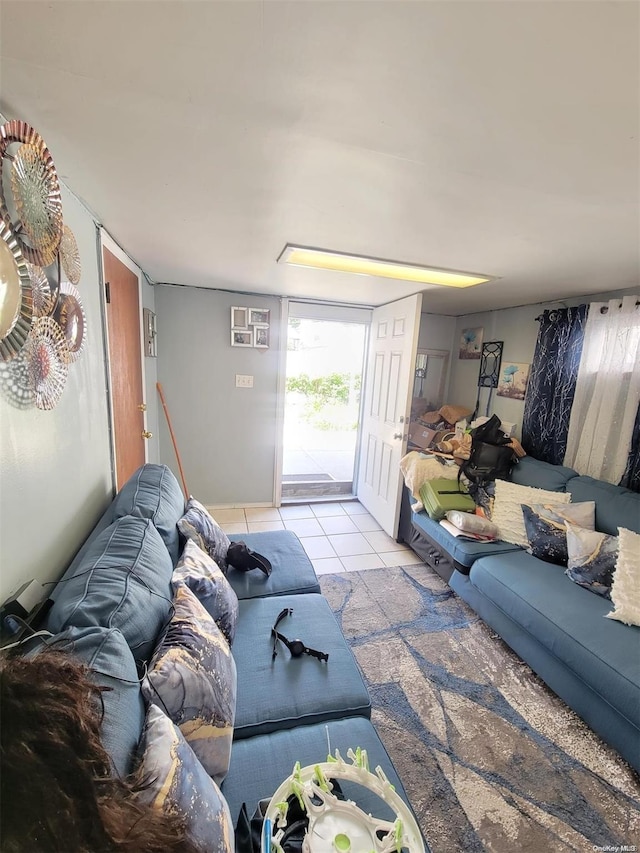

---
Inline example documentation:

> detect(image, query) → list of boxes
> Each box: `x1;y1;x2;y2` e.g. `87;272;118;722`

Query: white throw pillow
606;527;640;627
491;480;571;547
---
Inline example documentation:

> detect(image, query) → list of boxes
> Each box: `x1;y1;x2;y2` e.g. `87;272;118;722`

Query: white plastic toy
261;747;425;853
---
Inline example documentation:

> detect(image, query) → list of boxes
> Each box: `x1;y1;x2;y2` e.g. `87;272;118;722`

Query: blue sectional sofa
38;464;423;845
401;455;640;773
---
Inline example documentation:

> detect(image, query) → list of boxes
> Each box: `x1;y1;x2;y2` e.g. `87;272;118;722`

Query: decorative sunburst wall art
0;119;85;410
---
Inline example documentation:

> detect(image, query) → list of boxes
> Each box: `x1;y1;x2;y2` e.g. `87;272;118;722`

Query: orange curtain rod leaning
156;382;189;499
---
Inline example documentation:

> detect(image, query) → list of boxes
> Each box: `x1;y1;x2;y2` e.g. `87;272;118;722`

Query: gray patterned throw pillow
136;704;233;853
522;501;595;566
178;496;231;572
173;538;239;645
565;522;618;598
142;584;237;784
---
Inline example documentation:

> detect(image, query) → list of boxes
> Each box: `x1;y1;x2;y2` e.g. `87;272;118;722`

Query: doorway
101;234;148;489
281;308;368;501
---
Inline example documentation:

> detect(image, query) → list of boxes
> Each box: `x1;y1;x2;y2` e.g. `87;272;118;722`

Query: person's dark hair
0;648;199;852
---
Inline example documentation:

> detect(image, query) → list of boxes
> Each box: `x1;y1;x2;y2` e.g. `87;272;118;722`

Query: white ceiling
1;1;638;314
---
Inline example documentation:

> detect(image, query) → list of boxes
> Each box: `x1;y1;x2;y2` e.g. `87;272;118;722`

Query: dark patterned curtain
522;305;588;464
619;402;640;492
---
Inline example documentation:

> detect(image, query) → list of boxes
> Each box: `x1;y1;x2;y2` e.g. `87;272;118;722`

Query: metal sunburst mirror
1;119;86;409
59;224;81;284
0;121;63;267
26;261;58;318
0;219;33;362
55;280;86;362
26;316;70;410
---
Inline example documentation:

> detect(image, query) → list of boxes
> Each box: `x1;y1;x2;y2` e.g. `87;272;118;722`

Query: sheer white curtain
564;295;640;484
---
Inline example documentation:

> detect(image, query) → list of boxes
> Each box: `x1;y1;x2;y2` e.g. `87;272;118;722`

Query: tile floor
212;501;424;575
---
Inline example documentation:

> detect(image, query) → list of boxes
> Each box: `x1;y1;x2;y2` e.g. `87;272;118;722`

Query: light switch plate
236;374;254;388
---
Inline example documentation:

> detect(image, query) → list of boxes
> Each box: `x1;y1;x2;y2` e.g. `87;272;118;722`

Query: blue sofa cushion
510;456;577;492
222;717;417;831
227;531;321;598
46;516;174;663
468;550;640;732
567;476;640;536
142;583;237;785
136;705;233;853
411;509;521;569
111;464;185;564
39;626;145;779
232;593;371;739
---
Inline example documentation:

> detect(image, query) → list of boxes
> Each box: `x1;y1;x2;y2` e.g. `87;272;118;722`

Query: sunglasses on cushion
271;608;329;662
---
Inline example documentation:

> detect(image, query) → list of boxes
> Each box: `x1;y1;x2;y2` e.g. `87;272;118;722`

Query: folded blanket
400;451;459;507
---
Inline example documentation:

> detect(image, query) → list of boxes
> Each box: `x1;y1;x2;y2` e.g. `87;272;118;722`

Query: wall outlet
235;374;254;388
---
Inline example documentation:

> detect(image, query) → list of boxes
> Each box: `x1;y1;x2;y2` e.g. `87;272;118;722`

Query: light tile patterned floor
215;501;423;574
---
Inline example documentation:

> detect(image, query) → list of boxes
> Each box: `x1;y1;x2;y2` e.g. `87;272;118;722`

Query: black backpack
459;415;517;487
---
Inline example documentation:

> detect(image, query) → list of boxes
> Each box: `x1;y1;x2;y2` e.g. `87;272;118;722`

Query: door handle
394;432;407;440
142;430;153;439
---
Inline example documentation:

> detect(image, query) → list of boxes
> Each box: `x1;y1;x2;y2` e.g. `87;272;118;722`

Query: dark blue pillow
521;501;595;566
565;522;617;598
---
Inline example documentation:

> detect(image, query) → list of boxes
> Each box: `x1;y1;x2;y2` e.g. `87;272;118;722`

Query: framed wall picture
459;326;484;359
249;308;270;326
254;326;269;349
231;329;253;347
497;362;531;400
231;306;248;329
143;307;157;357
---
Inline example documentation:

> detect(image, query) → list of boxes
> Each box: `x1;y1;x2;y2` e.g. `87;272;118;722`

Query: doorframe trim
277;301;370;506
273;297;289;507
99;229;149;480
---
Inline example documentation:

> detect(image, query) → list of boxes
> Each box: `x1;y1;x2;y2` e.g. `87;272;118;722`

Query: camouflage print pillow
136;704;233;853
178;497;231;572
142;584;236;784
173;539;239;646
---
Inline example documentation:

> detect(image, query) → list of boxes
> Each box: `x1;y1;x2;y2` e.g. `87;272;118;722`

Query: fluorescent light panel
278;245;494;288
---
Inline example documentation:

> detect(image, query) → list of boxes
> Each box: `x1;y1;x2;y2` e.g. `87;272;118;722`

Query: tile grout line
217;503;422;574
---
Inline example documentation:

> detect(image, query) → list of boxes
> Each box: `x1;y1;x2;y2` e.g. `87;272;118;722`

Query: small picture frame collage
231;306;270;349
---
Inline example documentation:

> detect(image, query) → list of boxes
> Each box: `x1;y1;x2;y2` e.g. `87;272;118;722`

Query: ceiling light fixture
277;244;495;288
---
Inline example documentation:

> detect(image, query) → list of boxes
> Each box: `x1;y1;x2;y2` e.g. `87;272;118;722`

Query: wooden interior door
356;293;422;537
103;246;146;489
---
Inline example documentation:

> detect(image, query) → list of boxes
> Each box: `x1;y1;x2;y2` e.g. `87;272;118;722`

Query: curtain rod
600;300;640;314
536;299;639;321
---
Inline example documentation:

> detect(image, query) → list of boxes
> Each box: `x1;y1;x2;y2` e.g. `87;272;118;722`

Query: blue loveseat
40;464;422;843
402;455;640;773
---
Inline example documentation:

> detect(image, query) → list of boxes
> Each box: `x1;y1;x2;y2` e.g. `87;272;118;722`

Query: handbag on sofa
459;415;517;487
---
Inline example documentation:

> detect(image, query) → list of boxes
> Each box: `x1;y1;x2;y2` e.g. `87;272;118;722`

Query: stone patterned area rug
319;565;640;853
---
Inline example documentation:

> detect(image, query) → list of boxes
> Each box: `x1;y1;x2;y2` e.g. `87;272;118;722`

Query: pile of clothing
411;403;474;459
